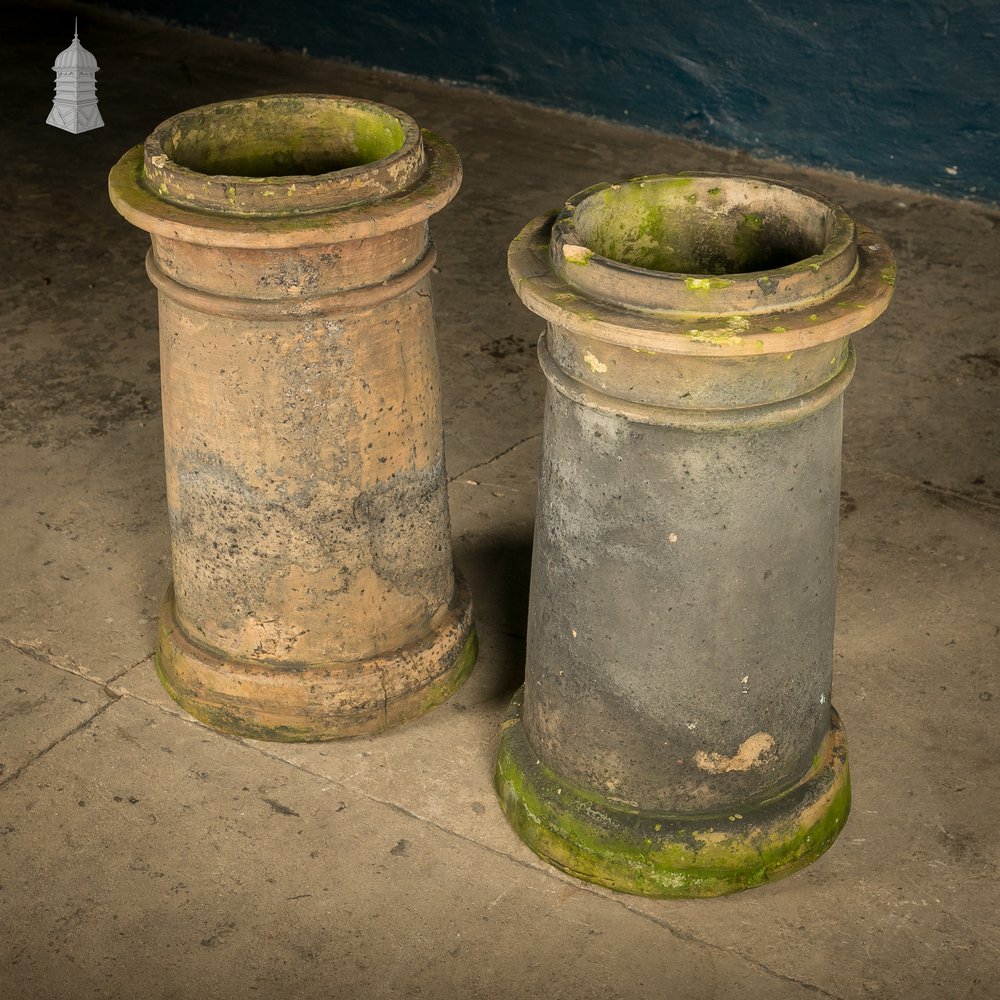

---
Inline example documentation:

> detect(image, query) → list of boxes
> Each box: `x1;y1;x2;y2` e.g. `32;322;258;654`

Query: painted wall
87;0;1000;202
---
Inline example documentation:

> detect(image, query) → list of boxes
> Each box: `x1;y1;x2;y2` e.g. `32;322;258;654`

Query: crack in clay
377;666;389;730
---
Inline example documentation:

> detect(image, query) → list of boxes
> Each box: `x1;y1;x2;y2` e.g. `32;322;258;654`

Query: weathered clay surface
4;9;999;995
524;389;842;812
499;173;894;895
108;94;475;739
157;276;453;664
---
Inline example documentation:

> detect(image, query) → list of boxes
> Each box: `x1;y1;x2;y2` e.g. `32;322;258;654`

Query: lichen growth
562;244;593;266
684;276;734;292
493;691;852;900
570;177;825;276
160;98;407;178
684;328;742;346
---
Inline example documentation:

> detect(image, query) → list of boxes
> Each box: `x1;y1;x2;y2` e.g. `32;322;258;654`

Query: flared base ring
494;687;850;898
155;575;477;742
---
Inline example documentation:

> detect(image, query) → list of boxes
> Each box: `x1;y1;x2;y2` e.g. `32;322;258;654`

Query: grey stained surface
2;3;999;998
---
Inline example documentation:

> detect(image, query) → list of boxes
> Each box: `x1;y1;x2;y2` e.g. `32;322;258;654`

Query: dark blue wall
88;0;1000;203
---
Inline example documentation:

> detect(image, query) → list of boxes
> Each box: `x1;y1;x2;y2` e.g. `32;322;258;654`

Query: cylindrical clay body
110;95;476;740
498;173;895;896
528;388;842;813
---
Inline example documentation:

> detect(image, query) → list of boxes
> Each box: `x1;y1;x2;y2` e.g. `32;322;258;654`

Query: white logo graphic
46;19;105;134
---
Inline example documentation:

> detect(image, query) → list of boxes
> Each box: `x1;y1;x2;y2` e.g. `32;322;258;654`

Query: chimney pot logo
46;19;104;133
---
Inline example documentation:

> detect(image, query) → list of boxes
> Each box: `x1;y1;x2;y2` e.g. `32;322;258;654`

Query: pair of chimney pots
110;95;894;897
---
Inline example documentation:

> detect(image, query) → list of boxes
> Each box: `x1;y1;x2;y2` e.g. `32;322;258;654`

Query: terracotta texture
498;173;895;895
108;94;475;740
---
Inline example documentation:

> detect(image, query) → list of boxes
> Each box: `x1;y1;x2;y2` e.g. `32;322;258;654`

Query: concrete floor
3;3;999;998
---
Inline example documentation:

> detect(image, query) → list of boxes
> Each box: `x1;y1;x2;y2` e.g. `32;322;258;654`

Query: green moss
572;179;821;278
392;628;478;726
561;245;593;266
581;178;733;274
155;654;330;742
113;129;457;225
683;276;734;292
880;264;897;286
160;98;407;179
155;622;478;743
629;175;694;189
494;690;851;899
684;328;742;346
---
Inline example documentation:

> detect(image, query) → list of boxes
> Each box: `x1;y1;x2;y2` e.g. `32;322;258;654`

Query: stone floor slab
0;646;112;786
1;4;998;999
0;432;169;684
2;698;829;1000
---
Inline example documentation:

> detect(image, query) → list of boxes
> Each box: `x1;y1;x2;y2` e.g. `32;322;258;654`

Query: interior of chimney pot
571;179;837;275
162;102;408;178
